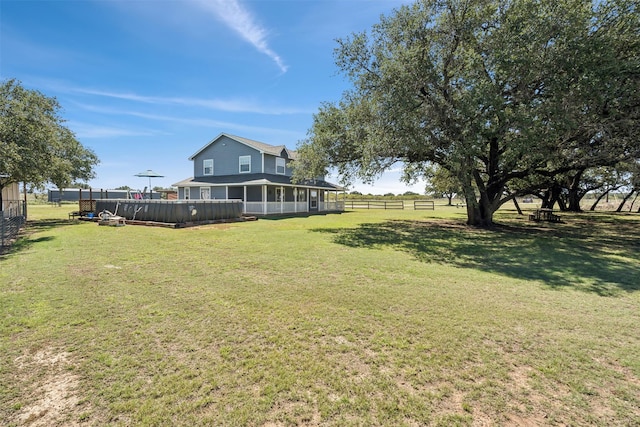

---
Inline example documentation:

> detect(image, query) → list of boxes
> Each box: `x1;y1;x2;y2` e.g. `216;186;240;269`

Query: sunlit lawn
1;204;639;426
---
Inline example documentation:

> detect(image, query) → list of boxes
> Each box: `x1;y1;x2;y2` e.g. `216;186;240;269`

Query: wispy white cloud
69;122;160;139
68;86;310;115
191;0;288;73
70;105;302;140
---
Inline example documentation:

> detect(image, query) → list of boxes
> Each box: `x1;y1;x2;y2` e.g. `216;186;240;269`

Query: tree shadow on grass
0;219;79;259
312;215;640;295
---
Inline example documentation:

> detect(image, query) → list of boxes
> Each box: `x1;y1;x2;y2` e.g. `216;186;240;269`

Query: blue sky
1;0;425;195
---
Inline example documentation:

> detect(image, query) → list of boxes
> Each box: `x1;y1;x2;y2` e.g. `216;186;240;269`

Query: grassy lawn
1;204;639;426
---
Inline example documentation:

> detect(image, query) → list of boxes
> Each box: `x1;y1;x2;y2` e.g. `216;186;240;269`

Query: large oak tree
293;0;639;226
0;79;98;207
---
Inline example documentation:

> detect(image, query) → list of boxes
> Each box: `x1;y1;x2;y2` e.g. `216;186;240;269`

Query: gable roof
188;133;297;160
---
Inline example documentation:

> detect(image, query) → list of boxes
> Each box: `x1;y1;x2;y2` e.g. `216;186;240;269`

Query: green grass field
1;204;639;426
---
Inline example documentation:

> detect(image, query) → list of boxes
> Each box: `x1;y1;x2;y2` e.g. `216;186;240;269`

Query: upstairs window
203;159;213;175
239;155;251;173
276;157;286;175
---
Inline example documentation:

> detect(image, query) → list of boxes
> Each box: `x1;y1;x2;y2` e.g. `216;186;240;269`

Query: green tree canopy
293;0;639;226
425;165;461;205
0;79;99;206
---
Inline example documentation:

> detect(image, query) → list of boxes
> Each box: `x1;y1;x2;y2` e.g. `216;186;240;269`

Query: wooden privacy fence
343;200;435;210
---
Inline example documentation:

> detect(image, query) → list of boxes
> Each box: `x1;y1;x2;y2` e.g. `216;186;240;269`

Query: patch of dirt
262;399;321;426
11;348;85;426
185;224;233;231
502;364;562;426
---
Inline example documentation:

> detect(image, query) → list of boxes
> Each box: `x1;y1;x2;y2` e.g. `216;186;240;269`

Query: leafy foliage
0;79;98;205
293;0;639;226
425;165;461;204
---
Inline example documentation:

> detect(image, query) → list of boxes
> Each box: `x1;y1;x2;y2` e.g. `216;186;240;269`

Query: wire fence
1;200;27;249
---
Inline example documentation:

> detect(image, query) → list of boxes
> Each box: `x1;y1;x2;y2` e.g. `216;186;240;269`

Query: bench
69;210;95;220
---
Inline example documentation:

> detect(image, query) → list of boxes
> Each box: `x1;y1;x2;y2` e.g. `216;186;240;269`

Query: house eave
173;175;343;191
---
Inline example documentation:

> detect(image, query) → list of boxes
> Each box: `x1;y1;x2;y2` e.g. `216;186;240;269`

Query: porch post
243;186;247;213
262;185;267;215
294;188;298;213
280;186;284;214
225;186;229;200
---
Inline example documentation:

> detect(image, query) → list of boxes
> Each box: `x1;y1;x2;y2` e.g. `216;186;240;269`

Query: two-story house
172;133;344;215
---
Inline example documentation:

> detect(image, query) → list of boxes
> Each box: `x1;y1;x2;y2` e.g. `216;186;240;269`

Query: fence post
1;213;5;247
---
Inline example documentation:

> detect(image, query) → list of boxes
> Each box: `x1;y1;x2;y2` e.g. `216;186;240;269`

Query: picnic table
529;208;561;222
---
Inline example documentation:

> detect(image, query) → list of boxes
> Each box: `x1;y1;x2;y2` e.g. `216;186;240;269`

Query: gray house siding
263;155;276;175
263;154;294;176
193;135;262;177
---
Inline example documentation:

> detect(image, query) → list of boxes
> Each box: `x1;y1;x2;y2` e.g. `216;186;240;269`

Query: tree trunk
629;193;639;212
465;172;502;228
567;191;582;212
447;194;453;205
565;169;584;212
466;200;494;227
547;184;566;211
512;197;523;215
589;190;610;211
556;197;567;211
457;162;493;227
538;189;552;209
616;189;635;212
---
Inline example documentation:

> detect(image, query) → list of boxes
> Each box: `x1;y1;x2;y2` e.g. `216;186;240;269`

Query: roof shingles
189;133;297;160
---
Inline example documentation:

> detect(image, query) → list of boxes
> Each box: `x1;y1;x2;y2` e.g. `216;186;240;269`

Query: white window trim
184;187;190;200
276;157;286;175
239;155;251;173
203;158;214;176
